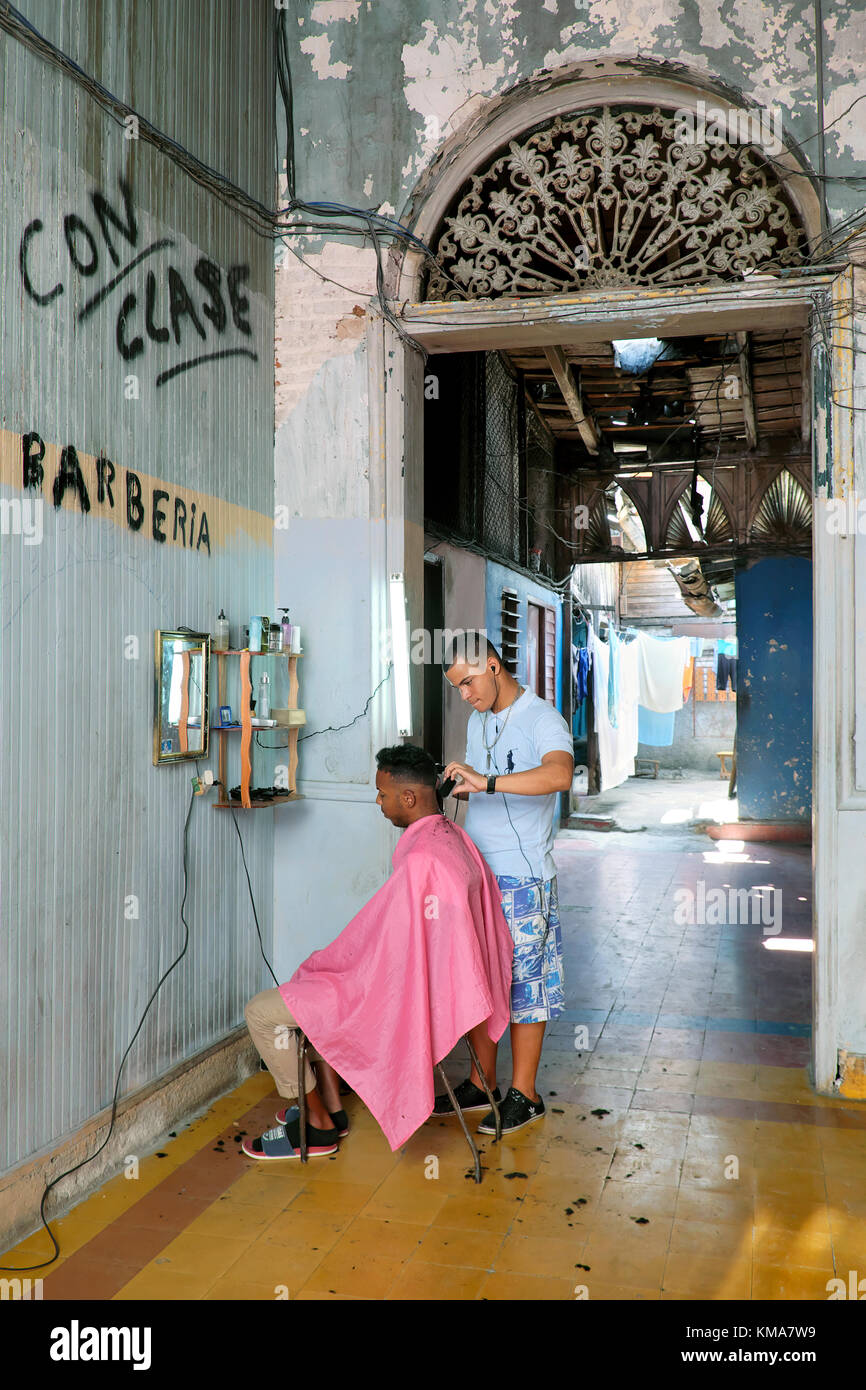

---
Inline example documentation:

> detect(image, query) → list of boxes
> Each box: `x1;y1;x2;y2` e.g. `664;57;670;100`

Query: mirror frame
153;630;211;765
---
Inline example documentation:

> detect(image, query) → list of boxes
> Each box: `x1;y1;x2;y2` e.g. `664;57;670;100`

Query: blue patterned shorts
496;875;565;1024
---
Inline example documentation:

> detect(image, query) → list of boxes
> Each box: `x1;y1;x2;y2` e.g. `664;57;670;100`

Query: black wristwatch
486;774;497;794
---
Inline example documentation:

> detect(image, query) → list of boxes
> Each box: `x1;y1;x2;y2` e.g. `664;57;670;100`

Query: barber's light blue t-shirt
463;688;574;881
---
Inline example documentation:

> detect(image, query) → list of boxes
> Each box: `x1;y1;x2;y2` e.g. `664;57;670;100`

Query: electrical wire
228;800;279;988
297;665;393;744
0;783;199;1273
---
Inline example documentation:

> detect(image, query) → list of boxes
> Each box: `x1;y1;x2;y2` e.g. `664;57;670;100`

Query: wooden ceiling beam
736;331;759;449
542;344;600;455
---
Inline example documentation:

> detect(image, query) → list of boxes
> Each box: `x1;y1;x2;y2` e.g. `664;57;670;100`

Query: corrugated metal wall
0;1;276;1173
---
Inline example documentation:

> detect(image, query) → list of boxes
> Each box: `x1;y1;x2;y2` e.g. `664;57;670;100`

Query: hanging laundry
618;634;640;763
637;706;677;747
589;627;636;791
571;644;591;738
635;632;692;713
608;627;621;729
572;645;590;703
717;650;737;692
683;656;695;704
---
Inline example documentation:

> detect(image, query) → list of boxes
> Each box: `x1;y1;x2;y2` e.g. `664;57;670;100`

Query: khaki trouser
244;988;325;1099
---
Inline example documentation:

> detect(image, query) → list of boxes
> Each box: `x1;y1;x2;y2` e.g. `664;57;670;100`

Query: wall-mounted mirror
153;631;210;764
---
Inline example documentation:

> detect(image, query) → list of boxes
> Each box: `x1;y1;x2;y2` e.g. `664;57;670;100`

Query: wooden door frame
377;267;854;1091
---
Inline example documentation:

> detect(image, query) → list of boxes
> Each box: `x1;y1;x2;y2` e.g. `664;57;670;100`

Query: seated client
242;744;513;1159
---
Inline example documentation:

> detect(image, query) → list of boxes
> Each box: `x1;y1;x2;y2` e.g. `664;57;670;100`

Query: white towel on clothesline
636;632;691;714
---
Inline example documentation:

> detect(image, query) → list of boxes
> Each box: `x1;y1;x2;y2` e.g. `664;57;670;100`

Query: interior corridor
4;814;861;1302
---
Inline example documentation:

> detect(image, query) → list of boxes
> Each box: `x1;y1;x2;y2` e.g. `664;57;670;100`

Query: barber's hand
442;762;486;794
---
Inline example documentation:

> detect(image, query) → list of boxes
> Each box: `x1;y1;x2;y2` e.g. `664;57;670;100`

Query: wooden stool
634;757;659;779
716;751;734;779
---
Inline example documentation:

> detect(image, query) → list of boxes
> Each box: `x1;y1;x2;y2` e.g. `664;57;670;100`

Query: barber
436;631;573;1136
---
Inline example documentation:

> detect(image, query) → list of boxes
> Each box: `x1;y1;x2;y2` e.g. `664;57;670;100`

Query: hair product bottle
258;672;270;720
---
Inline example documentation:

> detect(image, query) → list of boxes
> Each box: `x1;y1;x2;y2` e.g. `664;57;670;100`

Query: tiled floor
5;785;865;1300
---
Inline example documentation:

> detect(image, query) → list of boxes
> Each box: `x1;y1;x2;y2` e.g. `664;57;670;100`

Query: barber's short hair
442;629;501;674
375;744;438;789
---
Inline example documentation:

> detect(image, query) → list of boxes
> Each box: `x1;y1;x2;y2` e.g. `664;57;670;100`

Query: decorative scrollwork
424;106;807;300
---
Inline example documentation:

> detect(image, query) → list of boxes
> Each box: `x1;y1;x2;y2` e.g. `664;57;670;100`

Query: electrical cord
483;674;557;991
227;796;280;988
0;782;199;1273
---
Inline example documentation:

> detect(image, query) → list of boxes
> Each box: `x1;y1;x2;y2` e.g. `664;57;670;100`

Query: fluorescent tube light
389;573;413;737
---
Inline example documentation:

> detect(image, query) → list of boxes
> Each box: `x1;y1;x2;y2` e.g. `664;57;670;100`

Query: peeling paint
310;0;361;21
300;34;351;79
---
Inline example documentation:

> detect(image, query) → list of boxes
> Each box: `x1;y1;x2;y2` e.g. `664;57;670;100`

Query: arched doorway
378;68;858;1094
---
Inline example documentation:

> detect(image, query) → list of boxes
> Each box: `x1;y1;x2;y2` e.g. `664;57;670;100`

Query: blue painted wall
484;561;564;713
735;556;812;821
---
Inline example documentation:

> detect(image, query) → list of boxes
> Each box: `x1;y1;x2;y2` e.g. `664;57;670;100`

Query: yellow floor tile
299;1251;406;1299
431;1192;523;1234
751;1261;835;1299
583;1281;660;1300
753;1193;830;1233
494;1232;587;1278
220;1167;308;1208
413;1225;504;1269
220;1236;330;1293
663;1252;751;1298
583;1210;673;1250
144;1230;253;1278
328;1216;427;1263
525;1172;606;1206
203;1276;286;1300
596;1180;680;1218
286;1180;384;1215
258;1208;353;1247
386;1260;487;1300
114;1266;219;1300
512;1196;597;1238
755;1168;828;1202
668;1219;752;1259
674;1189;754;1226
185;1199;282;1240
477;1270;577;1299
577;1242;668;1289
752;1224;833;1267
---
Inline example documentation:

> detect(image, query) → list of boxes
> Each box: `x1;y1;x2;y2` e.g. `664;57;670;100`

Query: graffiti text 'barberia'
19;177;258;387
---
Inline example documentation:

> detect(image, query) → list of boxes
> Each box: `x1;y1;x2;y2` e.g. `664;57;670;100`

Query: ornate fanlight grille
424;106;807;300
750;469;812;544
666;483;735;549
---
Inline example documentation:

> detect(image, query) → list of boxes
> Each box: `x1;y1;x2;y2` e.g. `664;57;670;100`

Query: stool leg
296;1031;308;1163
465;1034;501;1143
436;1063;481;1183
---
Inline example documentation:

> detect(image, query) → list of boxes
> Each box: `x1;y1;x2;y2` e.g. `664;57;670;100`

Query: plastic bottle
215;609;230;651
258;673;270;720
280;607;293;652
291;623;301;654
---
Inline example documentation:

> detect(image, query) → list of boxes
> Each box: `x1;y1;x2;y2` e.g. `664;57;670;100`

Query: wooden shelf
211;646;303;808
212;793;305;810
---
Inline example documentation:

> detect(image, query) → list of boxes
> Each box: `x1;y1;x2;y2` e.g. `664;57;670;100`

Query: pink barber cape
279;812;513;1150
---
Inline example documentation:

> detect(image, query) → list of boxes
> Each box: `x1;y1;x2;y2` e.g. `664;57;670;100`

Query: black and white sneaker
431;1077;502;1116
477;1086;545;1135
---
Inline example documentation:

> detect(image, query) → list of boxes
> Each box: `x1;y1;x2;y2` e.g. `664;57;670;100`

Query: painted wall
283;1;866;237
484;560;565;711
1;1;275;1175
735;556;813;821
425;539;488;764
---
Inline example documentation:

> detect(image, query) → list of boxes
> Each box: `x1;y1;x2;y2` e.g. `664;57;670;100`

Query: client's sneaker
431;1078;502;1116
477;1086;545;1135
